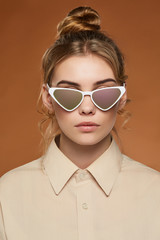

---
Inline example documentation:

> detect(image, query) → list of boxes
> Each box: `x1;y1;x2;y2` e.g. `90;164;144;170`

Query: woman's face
43;54;126;146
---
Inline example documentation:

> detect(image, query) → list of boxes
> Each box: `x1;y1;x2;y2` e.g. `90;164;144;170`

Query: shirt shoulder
122;154;160;174
121;154;160;190
0;158;44;194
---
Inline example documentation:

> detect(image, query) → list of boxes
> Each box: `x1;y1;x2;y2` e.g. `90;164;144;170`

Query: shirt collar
42;140;79;195
87;140;122;196
42;138;122;196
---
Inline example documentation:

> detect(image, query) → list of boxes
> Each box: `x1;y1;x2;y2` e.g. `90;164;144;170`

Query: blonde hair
38;6;130;152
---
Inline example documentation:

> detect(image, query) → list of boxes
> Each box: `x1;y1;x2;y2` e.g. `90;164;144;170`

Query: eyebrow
56;78;116;87
94;78;116;85
56;80;80;87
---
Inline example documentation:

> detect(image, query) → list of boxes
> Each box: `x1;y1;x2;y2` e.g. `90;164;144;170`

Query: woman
0;6;160;240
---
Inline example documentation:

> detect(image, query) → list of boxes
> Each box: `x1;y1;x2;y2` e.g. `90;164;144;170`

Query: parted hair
38;6;129;152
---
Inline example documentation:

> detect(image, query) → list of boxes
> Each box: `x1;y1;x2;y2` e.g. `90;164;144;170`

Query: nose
78;96;96;115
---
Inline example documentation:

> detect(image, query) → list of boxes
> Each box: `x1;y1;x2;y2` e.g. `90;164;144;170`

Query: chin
72;134;110;146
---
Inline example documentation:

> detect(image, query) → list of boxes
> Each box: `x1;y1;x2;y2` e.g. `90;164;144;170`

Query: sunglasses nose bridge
80;91;96;107
83;91;92;96
82;92;94;103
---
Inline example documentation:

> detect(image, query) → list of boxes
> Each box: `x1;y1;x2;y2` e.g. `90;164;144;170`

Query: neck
58;134;112;169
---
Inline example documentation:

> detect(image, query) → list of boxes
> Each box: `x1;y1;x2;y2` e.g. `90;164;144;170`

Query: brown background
0;0;160;176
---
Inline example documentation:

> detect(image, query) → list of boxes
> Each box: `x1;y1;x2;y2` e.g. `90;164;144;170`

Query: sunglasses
47;83;126;112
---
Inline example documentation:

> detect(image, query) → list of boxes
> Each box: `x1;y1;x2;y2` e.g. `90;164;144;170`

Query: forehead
51;54;115;86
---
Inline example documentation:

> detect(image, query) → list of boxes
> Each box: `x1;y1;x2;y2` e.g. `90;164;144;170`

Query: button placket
75;169;89;182
76;175;94;240
79;172;86;180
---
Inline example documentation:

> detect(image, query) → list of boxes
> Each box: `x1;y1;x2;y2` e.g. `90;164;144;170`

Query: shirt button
79;172;86;180
82;203;88;209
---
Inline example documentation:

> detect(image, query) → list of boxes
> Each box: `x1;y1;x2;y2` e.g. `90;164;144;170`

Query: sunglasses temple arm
46;84;50;90
123;82;126;88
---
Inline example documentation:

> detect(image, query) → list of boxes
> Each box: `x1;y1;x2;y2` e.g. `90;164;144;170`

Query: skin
42;54;127;169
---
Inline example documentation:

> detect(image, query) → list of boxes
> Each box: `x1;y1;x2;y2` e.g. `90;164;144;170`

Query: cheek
102;105;118;128
53;103;65;120
53;103;74;128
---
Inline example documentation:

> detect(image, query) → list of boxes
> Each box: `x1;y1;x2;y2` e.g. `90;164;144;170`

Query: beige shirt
0;139;160;240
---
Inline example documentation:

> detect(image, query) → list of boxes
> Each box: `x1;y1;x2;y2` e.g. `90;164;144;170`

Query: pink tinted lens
92;88;121;110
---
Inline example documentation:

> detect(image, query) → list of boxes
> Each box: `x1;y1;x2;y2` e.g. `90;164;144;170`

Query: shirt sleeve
0;202;7;240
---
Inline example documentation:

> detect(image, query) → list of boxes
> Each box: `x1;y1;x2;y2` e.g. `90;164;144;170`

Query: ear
41;84;54;112
118;91;127;111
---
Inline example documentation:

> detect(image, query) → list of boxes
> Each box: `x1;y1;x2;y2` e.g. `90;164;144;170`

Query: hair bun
57;6;101;37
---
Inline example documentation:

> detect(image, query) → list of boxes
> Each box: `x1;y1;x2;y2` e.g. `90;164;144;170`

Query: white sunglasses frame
47;83;126;112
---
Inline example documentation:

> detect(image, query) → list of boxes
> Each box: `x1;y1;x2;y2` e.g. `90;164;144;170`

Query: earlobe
42;84;54;112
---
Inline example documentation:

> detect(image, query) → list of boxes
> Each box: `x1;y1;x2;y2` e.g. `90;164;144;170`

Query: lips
75;122;100;132
75;122;100;127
